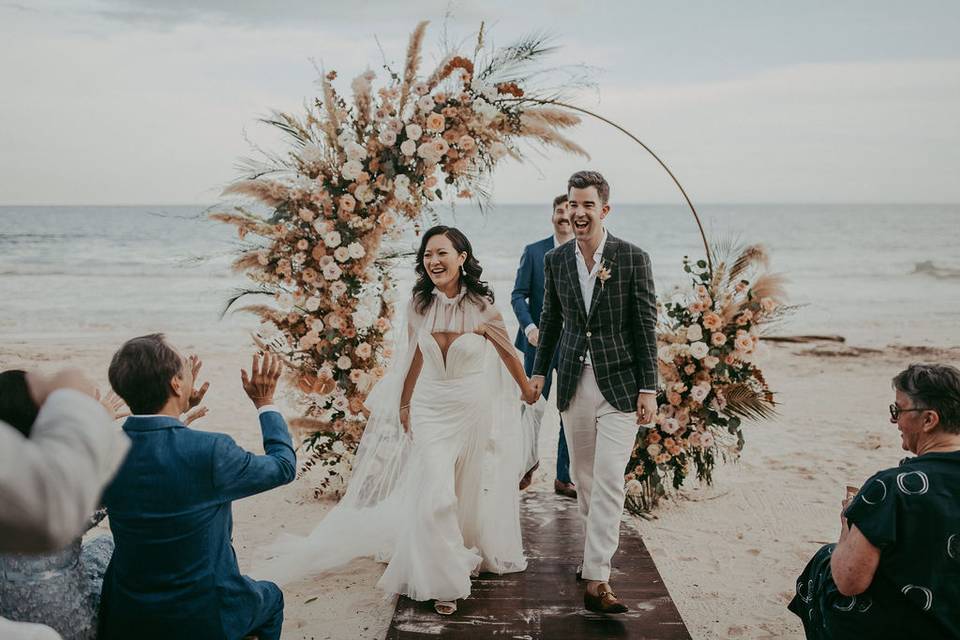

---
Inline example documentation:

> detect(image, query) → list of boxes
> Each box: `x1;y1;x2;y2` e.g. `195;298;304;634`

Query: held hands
187;354;210;409
636;392;657;425
527;376;544;404
241;352;282;409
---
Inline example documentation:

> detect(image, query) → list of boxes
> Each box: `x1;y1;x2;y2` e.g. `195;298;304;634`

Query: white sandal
434;600;457;615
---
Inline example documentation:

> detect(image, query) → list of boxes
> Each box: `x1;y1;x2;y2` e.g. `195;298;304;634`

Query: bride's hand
521;382;538;405
399;405;412;436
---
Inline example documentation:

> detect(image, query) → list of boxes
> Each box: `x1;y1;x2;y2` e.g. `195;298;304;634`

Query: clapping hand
96;389;131;420
241;352;282;409
183;405;208;425
187;355;210;409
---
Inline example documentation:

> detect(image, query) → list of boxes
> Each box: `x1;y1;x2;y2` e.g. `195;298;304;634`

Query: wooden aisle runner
386;490;691;639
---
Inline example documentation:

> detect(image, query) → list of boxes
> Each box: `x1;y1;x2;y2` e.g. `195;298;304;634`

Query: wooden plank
386;490;691;639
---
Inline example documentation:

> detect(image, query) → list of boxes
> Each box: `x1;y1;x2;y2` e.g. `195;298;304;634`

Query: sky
1;0;959;205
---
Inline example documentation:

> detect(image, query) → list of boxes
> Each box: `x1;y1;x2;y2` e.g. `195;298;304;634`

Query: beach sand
3;338;957;639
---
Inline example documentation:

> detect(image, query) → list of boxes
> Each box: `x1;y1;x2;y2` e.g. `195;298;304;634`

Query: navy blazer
99;411;296;640
511;236;557;352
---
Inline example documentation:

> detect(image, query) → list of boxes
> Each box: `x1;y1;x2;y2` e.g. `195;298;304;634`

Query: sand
4;338;957;639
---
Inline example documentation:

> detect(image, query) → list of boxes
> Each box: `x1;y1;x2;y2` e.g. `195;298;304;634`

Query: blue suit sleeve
532;250;562;377
211;410;297;502
511;245;535;329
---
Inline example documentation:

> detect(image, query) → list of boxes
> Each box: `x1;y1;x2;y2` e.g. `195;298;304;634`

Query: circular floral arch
214;22;785;512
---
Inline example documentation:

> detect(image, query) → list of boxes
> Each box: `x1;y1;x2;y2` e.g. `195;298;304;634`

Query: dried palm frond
728;244;769;283
723;383;777;421
231;251;266;272
398;20;429;112
260;110;311;147
319;74;339;147
351;71;375;129
476;32;558;84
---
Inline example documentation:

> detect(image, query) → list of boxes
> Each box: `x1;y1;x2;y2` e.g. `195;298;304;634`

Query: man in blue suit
99;334;296;640
512;194;577;498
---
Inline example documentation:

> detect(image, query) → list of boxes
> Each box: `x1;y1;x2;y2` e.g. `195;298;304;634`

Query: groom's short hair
552;193;568;209
568;170;610;204
109;333;183;415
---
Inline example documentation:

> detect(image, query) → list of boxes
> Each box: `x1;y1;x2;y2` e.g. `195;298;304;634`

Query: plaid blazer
532;233;658;413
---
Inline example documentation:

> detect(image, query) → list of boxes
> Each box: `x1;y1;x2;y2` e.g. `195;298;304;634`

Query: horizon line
2;201;959;208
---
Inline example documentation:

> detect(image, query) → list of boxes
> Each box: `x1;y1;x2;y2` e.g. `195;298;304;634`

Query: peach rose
735;334;754;352
426;112;446;132
711;332;727;346
702;312;723;331
355;342;372;359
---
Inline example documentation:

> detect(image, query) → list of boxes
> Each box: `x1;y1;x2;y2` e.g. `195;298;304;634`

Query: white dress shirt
574;228;609;366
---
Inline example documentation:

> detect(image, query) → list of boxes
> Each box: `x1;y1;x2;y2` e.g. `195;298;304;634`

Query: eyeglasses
889;404;927;420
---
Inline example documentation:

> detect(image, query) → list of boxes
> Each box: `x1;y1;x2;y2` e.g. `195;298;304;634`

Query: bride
256;225;539;615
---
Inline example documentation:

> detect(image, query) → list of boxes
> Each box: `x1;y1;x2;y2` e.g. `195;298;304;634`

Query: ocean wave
912;261;960;280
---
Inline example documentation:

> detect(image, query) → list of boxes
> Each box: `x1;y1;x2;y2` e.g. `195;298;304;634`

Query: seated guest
0;368;129;640
789;363;960;639
98;335;296;640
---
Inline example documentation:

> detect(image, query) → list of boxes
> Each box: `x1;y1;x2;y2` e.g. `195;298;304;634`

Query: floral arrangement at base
624;244;789;515
212;22;588;495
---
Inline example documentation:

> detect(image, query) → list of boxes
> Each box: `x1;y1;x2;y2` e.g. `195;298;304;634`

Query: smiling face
551;200;571;239
422;233;466;293
567;185;609;246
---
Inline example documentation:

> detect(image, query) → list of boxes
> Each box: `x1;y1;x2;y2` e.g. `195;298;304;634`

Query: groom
530;170;658;614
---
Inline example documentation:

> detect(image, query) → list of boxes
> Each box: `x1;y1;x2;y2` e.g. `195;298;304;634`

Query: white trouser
0;617;62;640
560;365;641;582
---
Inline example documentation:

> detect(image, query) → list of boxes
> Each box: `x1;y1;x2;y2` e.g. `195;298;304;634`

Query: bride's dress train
254;292;534;601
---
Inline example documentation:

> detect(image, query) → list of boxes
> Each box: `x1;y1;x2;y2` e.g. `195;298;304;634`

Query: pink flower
426;113;445;132
334;246;350;263
374;317;391;332
355;342;372;359
711;332;727;346
339;194;356;212
457;135;476;152
667;392;682;406
735;334;754;353
703;355;720;370
702;312;723;331
298;208;315;222
661;418;680;435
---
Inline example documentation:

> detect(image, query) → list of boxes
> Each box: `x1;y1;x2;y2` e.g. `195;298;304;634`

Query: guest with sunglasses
789;363;960;639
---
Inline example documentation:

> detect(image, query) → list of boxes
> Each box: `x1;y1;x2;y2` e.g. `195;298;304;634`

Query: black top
844;450;960;638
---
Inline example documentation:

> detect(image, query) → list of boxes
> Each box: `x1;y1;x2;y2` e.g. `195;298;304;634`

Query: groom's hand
187;354;210;409
636;392;657;425
529;376;545;403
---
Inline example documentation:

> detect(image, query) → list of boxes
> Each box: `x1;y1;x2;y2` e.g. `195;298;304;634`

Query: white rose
658;344;676;363
355;184;374;203
341;159;363;180
334;246;350;262
300;143;323;166
331;440;347;455
417;95;435;112
413;82;429;96
394;174;410;191
646;443;662;457
311;318;325;332
387;119;403;133
703;355;720;370
348;242;365;259
661;418;680;435
322;262;342;281
336;355;352;370
689;341;710;360
378;129;397;146
304;296;322;312
488;140;508;159
344;142;366;161
405;123;423;141
400;139;417;156
686;324;703;342
323;231;342;248
690;383;711;403
337;130;354;147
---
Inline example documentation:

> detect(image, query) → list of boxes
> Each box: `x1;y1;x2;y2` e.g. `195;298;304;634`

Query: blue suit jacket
511;236;556;356
99;411;296;640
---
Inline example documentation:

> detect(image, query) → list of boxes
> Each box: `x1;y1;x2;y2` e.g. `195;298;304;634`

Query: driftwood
763;335;846;344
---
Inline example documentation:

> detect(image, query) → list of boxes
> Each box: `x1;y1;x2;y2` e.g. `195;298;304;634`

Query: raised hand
96;388;131;420
183;405;208;426
241;352;282;409
187;354;210;409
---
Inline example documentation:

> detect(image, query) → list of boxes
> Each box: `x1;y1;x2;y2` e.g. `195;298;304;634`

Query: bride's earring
459;264;466;277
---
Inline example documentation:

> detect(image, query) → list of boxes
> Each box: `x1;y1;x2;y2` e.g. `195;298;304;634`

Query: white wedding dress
255;290;534;601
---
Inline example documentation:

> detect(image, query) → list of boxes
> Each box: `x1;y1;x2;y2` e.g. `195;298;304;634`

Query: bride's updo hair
413;225;494;314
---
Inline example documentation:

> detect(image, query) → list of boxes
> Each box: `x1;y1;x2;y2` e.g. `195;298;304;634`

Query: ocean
1;204;958;350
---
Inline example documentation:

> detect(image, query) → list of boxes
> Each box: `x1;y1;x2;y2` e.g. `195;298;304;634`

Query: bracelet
400;404;410;410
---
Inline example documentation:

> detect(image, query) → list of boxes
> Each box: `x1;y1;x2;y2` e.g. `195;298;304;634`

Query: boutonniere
597;260;613;289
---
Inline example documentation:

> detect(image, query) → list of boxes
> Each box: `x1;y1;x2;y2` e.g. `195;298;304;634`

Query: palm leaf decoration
723;383;778;421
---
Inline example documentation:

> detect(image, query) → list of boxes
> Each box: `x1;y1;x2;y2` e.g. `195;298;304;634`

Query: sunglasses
889;404;927;420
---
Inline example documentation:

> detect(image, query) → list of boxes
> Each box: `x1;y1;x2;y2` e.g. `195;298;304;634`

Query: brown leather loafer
584;585;629;614
575;565;583;581
554;479;577;499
